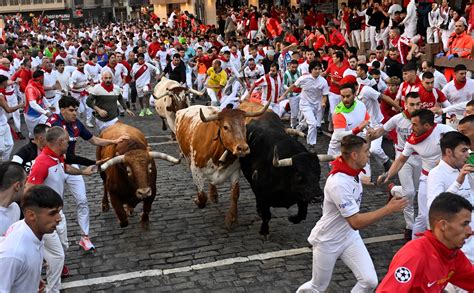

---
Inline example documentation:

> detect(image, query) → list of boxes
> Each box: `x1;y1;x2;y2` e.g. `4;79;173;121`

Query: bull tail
161;117;168;131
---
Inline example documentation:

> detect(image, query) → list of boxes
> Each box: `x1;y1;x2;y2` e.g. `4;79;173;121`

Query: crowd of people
0;0;474;291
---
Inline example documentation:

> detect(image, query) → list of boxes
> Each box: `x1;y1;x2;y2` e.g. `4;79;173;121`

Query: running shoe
86;121;94;128
139;109;145;117
61;265;70;278
145;108;153;116
79;235;96;251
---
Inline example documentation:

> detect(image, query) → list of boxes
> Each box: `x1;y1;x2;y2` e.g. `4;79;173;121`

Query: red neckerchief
0;88;6;95
219;55;229;62
28;79;46;97
59;52;67;58
0;65;9;72
328;156;365;177
42;66;52;73
87;61;95;66
101;82;114;93
77;68;84;74
42;146;65;163
454;78;466;90
407;123;437;145
402;109;412;119
231;52;238;58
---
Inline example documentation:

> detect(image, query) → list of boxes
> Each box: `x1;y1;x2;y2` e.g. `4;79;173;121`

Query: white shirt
383;112;412;151
294;74;329;104
298;61;309;75
442;78;474;116
0;220;44;293
101;64;128;87
402;124;455;172
343;68;357;77
131;62;159;88
308;171;363;252
357;85;384;126
43;70;57;98
427;159;474;261
0;203;20;236
84;62;102;84
244;64;265;86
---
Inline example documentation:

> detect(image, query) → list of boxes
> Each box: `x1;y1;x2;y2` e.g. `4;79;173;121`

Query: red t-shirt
418;86;447;109
11;68;32;93
325;63;349;94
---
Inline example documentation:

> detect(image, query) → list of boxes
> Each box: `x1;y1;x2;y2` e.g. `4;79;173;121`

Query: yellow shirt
207;67;227;92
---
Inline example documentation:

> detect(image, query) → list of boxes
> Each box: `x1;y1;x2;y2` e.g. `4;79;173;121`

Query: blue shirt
46;113;93;156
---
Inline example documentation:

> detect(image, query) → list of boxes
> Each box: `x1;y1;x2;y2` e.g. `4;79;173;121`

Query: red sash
134;63;148;80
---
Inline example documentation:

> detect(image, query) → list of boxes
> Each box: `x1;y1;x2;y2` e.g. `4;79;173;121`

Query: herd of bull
96;78;335;237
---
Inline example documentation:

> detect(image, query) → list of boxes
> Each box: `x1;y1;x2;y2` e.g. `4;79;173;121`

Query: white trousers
207;88;219;106
426;27;440;44
6;94;21;132
195;73;207;91
403;21;417;39
412;173;428;239
95;117;119;132
300;99;321;146
393;151;421;230
71;93;92;123
289;95;301;128
297;235;378;293
64;171;90;236
328;92;341;116
369;135;389;166
247;30;257;40
122;84;130;101
369;26;378;50
46;93;61;114
25;114;48;139
43;211;68;293
0;123;13;161
351;30;362;49
441;29;451;51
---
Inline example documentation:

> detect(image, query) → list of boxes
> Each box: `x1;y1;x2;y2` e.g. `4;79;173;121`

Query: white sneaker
86;121;94;128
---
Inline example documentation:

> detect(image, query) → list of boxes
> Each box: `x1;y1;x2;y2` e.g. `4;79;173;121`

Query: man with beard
87;71;134;131
441;64;474;128
378;109;456;239
367;92;422;240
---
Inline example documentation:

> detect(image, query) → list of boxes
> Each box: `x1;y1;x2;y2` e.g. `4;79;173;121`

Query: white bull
152;77;203;135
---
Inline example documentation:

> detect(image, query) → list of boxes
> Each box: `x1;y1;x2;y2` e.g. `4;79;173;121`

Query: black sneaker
16;132;26;140
383;159;393;172
404;229;412;241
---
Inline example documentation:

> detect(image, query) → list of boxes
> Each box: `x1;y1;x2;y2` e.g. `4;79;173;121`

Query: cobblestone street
13;111;407;292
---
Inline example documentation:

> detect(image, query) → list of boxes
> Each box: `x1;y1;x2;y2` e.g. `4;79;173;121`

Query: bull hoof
102;204;110;212
209;194;218;204
119;220;129;228
224;214;238;229
141;221;150;230
194;198;206;209
288;215;303;224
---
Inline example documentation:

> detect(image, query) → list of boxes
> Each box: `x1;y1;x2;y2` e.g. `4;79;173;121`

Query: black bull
239;111;324;236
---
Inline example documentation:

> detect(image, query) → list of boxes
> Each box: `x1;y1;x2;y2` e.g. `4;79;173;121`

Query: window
0;0;6;6
9;0;18;5
21;0;31;5
33;0;42;4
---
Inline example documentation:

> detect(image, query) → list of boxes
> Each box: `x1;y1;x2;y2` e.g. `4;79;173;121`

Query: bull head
199;100;271;122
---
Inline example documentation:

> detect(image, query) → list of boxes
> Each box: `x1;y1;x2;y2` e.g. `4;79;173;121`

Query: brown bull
175;102;269;227
97;122;180;228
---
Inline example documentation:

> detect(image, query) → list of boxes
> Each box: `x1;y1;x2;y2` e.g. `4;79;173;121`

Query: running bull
153;77;203;135
97;122;180;228
175;102;269;227
238;104;334;236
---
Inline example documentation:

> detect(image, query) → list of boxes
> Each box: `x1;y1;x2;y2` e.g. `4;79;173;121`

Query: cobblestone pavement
12;107;407;292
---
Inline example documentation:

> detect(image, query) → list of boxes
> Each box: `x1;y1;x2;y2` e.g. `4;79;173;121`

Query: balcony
0;0;67;12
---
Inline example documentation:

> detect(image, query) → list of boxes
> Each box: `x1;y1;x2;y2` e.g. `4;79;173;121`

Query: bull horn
285;128;306;138
199;108;219;122
186;87;205;96
218;150;229;163
317;154;336;162
100;155;125;171
244;100;271;117
149;151;181;164
272;146;293;168
153;91;171;100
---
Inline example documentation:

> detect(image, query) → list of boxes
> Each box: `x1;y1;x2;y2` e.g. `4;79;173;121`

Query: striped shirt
254;73;283;103
283;69;302;97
